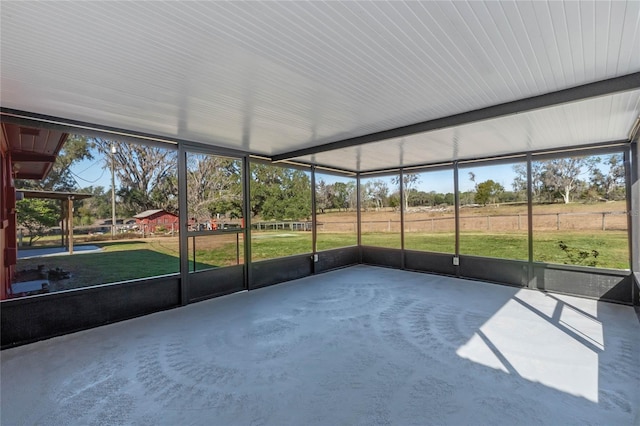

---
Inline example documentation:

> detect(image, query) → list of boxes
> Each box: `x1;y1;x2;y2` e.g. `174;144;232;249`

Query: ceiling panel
293;90;640;172
1;1;639;169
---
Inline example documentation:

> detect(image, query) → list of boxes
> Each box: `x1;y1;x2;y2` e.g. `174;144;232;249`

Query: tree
512;158;591;204
588;154;625;201
362;179;389;210
540;158;588;203
392;173;420;211
15;135;94;238
251;164;311;220
315;180;356;212
407;189;430;207
512;162;551;202
186;154;242;221
333;181;356;211
443;193;455;206
16;199;59;245
315;179;330;213
94;139;178;216
459;190;475;206
75;186;111;225
474;180;504;205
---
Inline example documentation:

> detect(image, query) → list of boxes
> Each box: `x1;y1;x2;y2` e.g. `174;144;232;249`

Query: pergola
18;189;92;254
0;122;70;298
0;0;639;341
1;3;640;424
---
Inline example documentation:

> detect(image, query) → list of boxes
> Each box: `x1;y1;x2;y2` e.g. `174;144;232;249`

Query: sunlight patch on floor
457;289;602;402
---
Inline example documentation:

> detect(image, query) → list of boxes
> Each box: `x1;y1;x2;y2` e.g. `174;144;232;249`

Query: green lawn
407;230;628;269
17;240;181;291
531;231;629;269
15;230;629;292
189;241;243;271
251;232;312;260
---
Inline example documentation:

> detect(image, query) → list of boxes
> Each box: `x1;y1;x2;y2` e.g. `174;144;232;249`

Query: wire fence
349;211;628;233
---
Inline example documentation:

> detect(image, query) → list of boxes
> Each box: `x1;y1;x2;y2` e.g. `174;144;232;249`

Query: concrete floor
2;265;639;425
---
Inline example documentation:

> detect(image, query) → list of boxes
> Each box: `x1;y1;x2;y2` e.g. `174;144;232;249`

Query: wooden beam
68;197;73;255
11;152;56;162
15;173;44;180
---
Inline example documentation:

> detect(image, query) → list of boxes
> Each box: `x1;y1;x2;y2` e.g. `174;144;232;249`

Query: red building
133;209;178;234
1;123;69;299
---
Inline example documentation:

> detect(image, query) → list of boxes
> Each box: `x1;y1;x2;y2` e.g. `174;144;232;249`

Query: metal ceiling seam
479;1;528;95
229;2;409;102
337;4;416;89
619;0;640;73
382;4;467;108
629;116;640;142
424;1;499;101
357;3;440;92
512;1;548;93
414;6;488;105
583;1;596;81
499;2;537;93
603;1;614;76
628;97;640;139
457;1;519;99
594;1;612;78
286;2;407;94
610;0;627;75
548;0;571;86
194;4;392;108
272;72;640;162
382;2;468;107
302;2;402;93
532;1;562;89
564;1;584;85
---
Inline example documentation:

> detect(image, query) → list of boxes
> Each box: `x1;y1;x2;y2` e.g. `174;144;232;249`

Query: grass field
13;201;630;292
359;231;628;268
15;227;629;293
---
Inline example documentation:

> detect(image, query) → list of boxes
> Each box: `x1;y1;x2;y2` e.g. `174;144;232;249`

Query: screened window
250;162;312;260
186;152;244;272
404;169;455;254
531;153;628;269
360;174;401;249
12;136;180;296
315;172;357;251
458;161;528;260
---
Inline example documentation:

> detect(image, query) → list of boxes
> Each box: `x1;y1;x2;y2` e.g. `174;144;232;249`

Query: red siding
135;211;178;233
1;146;16;299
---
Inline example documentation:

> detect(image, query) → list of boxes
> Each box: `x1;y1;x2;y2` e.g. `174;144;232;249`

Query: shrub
557;240;599;267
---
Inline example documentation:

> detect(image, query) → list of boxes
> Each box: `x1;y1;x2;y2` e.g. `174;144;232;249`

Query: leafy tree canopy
251;164;311;221
474;180;504;205
15;134;94;237
93;139;178;216
16;199;59;245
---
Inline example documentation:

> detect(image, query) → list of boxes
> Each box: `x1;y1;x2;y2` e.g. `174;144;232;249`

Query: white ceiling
294;89;640;172
1;1;639;172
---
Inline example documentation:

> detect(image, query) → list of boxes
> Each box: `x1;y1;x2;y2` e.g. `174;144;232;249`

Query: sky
357;164;519;194
69;154;112;190
69;148;606;196
73;159;515;194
